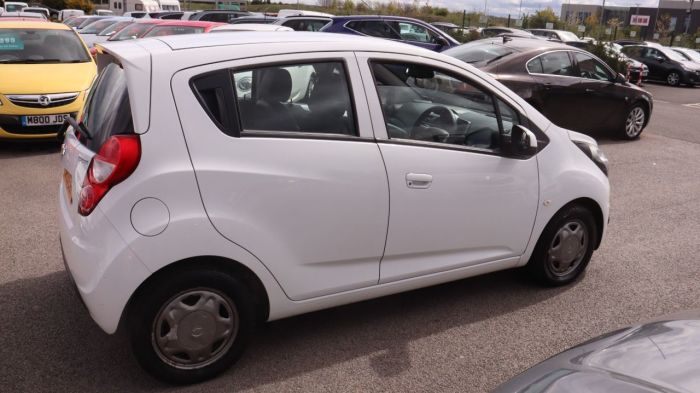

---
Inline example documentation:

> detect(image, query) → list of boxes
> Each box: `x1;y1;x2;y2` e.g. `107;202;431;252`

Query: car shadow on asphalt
0;140;61;159
0;268;577;391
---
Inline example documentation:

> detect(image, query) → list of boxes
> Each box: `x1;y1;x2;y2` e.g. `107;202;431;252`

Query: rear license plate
63;169;73;205
21;114;69;127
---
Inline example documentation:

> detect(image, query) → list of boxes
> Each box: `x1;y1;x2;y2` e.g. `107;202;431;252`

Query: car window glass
231;61;357;135
370;61;514;151
346;20;400;39
527;57;544;73
390;21;432;43
538;52;575;76
143;26;205;37
574;52;612;81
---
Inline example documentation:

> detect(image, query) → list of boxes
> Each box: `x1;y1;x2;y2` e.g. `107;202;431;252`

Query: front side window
345;20;400;39
387;21;432;43
0;28;91;63
370;61;518;151
143;26;204;37
574;52;612;81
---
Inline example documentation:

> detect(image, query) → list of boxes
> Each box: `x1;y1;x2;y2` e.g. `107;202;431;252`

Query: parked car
19;6;49;19
671;46;700;65
493;311;700;393
0;21;96;140
58;9;84;21
444;37;653;139
621;44;700;86
79;17;132;47
528;29;588;48
481;26;535;38
1;1;27;12
106;19;166;41
606;42;648;82
148;11;184;19
276;9;333;18
272;15;330;31
122;11;149;19
141;20;224;37
74;15;113;30
62;31;610;384
0;11;45;19
320;15;459;51
94;9;114;16
187;10;251;22
211;23;293;32
226;16;278;25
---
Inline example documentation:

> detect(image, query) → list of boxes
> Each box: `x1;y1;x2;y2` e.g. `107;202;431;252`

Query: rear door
171;52;389;301
526;50;581;130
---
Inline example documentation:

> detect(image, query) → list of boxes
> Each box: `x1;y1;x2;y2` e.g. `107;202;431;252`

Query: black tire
620;103;646;140
127;268;255;385
527;205;598;286
666;71;681;87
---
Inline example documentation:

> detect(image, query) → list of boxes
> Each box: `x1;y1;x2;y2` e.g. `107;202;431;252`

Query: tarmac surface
0;83;699;392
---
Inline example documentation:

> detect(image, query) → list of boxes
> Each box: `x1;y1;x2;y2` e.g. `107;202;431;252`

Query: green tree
528;7;559;29
65;0;94;13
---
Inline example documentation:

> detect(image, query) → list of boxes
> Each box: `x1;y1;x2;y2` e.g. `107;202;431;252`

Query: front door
172;53;389;300
357;54;540;283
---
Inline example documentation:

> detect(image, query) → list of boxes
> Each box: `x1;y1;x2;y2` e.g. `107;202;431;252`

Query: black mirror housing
502;125;538;157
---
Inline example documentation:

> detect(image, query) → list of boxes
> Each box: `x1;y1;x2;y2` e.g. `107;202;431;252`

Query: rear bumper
58;183;151;334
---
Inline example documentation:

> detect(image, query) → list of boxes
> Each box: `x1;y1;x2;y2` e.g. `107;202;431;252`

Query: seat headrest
258;68;292;103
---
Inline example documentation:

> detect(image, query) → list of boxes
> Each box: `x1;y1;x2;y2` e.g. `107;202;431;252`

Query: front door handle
585;88;595;93
406;173;433;189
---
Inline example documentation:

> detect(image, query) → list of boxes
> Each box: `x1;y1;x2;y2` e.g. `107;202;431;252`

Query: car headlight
574;141;608;176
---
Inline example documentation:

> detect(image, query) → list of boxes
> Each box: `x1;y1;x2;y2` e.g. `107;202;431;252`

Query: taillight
78;135;141;216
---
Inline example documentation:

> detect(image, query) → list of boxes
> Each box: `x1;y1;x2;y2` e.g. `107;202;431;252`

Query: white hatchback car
59;32;610;384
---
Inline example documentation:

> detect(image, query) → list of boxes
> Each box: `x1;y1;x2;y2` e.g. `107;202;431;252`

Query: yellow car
0;21;96;140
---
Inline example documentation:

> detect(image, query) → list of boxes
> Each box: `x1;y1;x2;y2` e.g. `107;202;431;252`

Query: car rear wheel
527;204;597;286
667;71;681;86
127;269;254;384
621;104;646;140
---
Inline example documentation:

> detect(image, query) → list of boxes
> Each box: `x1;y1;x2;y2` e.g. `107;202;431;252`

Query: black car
621;44;700;86
188;10;252;23
443;38;653;139
493;312;700;393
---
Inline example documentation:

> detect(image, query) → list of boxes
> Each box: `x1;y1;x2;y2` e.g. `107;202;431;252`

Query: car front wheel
667;71;681;86
527;205;597;286
127;269;254;384
621;104;646;140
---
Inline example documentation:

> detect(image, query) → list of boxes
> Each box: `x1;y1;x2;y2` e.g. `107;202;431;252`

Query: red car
141;20;225;37
106;19;169;42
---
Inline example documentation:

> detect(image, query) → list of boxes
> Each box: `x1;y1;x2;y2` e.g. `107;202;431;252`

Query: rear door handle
585;88;595;93
406;173;433;189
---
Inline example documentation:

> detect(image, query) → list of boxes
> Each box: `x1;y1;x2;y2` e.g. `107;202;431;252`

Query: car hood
680;60;700;71
0;62;96;94
493;313;700;393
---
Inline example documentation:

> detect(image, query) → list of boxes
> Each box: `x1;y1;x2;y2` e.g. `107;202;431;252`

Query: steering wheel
411;106;455;141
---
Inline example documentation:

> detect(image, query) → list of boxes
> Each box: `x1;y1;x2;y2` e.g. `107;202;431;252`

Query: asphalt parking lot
1;82;699;393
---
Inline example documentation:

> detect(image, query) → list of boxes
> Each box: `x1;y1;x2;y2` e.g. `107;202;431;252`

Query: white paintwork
110;0;160;15
156;0;180;11
20;6;49;18
62;33;610;335
210;23;294;32
95;9;115;16
58;9;84;21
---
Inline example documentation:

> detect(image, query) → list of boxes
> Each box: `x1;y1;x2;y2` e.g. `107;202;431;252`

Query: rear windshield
0;28;91;64
80;19;119;34
81;62;134;151
78;18;108;29
143;25;205;37
109;23;156;41
443;44;514;66
64;17;88;27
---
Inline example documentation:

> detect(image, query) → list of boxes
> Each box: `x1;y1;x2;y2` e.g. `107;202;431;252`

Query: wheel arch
119;255;270;333
559;197;605;250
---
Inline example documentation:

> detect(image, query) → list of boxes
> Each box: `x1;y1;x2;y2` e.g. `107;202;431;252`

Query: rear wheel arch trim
120;256;271;332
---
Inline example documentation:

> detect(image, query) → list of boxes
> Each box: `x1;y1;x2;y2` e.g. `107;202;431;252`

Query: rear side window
143;26;205;37
81;63;134;151
346;20;400;39
536;52;575;76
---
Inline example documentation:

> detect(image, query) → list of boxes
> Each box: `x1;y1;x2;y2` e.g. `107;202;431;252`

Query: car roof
467;36;568;52
0;20;68;29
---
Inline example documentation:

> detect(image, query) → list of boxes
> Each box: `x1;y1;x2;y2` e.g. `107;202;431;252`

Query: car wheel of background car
621;104;646;140
666;71;681;86
127;268;255;384
527;204;597;286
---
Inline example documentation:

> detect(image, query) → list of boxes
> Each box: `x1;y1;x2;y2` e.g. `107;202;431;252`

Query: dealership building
561;0;700;39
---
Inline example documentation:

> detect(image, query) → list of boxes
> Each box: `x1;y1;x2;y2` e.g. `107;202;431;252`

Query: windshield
0;28;91;64
675;48;700;61
98;21;131;36
109;23;156;41
78;17;108;29
558;31;580;41
443;44;514;66
659;47;688;62
64;17;88;28
81;19;121;34
4;4;24;12
142;25;205;37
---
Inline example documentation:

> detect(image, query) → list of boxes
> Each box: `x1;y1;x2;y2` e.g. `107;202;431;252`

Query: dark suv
621;44;700;86
320;15;459;52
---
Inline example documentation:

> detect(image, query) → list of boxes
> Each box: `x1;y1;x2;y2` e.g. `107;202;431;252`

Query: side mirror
655;56;665;62
435;36;449;47
614;73;627;84
503;125;538;157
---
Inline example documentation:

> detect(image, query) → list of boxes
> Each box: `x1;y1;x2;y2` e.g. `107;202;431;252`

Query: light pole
598;0;607;39
685;0;695;35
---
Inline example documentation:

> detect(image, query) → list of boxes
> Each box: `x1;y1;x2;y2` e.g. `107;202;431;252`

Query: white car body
0;10;45;19
19;6;49;18
58;9;85;21
59;33;609;381
210;23;293;32
110;0;160;15
1;1;27;13
156;0;180;11
95;9;115;16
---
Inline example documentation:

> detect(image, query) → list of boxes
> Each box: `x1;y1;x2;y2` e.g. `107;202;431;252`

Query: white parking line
683;103;700;109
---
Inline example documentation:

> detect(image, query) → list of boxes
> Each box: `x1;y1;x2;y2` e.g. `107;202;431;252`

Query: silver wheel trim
668;73;680;85
625;107;645;137
152;288;239;370
547;219;589;277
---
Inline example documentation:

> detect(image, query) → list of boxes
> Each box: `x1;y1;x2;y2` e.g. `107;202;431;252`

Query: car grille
0;114;75;135
5;93;79;109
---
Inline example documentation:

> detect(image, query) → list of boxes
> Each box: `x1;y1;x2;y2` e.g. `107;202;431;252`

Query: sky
296;0;663;18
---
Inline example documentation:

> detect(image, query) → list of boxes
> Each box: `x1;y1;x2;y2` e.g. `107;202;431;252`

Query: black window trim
571;50;616;82
190;57;363;140
366;59;545;159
